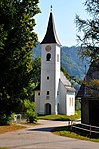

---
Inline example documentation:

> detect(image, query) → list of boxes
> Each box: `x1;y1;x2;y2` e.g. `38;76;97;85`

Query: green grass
53;126;99;143
0;147;8;149
38;111;99;143
38;111;81;121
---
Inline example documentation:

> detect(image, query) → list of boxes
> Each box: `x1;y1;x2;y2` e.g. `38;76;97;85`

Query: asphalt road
0;120;99;149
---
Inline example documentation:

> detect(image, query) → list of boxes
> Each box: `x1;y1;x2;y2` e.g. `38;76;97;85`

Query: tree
32;57;41;86
23;99;37;123
23;57;41;101
76;0;99;62
75;0;99;98
0;0;40;125
61;66;71;81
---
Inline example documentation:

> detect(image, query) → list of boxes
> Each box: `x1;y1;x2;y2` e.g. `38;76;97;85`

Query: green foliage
22;57;41;101
32;57;41;86
76;0;99;62
33;42;89;81
0;0;40;124
0;113;14;126
24;99;37;123
75;0;99;96
61;66;80;90
75;100;81;111
61;66;71;81
0;147;8;149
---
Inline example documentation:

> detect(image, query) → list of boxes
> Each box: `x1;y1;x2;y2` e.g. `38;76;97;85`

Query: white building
35;10;75;115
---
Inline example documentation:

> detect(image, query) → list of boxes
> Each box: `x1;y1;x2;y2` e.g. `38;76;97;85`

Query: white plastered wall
59;80;67;114
59;80;75;115
40;43;60;115
35;91;40;113
66;91;75;115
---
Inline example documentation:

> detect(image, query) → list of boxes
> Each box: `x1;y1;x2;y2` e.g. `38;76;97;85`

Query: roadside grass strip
53;125;99;143
0;124;26;134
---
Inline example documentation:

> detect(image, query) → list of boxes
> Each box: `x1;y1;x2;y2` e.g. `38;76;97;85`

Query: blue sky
34;0;88;47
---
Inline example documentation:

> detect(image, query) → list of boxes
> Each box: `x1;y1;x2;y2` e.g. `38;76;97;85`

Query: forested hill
33;42;89;80
61;46;89;79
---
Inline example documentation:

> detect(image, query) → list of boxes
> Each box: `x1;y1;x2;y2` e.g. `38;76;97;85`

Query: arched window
46;53;51;61
47;76;49;80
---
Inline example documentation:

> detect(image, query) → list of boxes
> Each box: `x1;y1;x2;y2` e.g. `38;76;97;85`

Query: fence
14;114;22;123
71;121;99;138
13;113;27;123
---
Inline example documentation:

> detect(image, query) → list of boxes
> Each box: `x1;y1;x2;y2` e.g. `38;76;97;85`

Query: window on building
72;98;73;106
57;91;59;95
47;91;49;95
69;97;73;107
46;96;49;100
47;76;49;80
57;54;59;62
69;98;71;107
46;53;51;61
38;92;40;96
46;91;50;100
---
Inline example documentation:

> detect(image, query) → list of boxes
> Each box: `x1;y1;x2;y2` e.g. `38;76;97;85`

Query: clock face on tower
45;45;51;52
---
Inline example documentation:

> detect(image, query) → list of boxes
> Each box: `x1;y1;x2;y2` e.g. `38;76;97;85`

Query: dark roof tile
41;12;61;46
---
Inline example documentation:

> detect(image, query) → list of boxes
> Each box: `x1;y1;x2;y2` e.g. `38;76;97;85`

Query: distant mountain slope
33;42;89;80
61;46;89;79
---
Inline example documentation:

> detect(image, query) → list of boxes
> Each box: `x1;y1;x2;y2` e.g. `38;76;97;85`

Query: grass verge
38;111;81;121
0;124;26;134
53;126;99;143
0;148;9;149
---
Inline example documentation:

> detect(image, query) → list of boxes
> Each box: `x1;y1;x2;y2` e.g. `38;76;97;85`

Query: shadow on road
27;126;60;132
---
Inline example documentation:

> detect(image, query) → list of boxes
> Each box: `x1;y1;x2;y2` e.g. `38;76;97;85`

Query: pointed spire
41;9;61;46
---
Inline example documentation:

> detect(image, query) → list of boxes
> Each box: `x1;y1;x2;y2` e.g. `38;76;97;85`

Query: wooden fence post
90;124;91;138
70;120;73;133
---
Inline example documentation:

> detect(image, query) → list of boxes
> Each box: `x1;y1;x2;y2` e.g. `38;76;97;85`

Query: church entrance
45;103;51;115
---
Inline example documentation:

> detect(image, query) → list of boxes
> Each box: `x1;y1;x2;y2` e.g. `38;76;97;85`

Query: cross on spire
51;5;52;12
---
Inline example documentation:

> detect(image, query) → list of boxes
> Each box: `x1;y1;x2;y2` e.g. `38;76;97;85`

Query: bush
26;110;37;123
24;99;37;123
0;113;14;126
75;99;81;111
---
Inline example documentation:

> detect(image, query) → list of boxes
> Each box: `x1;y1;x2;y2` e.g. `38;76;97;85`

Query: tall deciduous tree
76;0;99;62
76;0;99;98
0;0;40;124
32;57;41;86
23;57;41;101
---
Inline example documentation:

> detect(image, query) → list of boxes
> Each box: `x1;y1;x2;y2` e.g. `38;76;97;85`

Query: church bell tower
39;7;61;115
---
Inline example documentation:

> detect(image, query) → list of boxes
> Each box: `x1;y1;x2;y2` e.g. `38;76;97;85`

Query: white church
35;10;75;115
